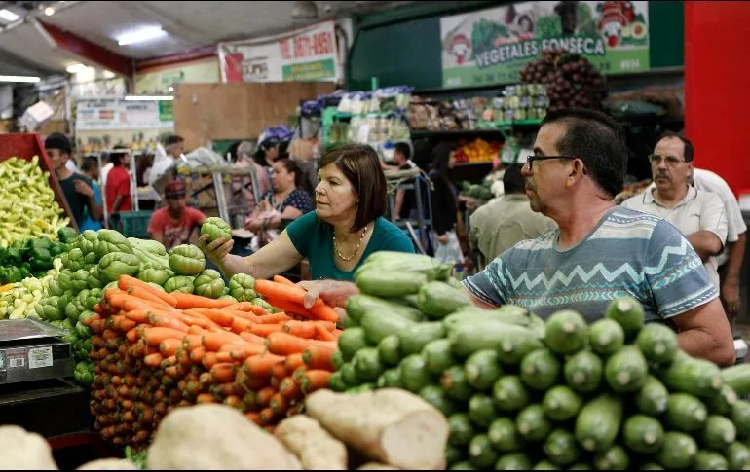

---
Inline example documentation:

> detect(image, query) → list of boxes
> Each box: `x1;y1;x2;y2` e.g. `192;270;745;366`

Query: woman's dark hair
274;158;303;189
80;156;98;174
254;138;280;165
136;154;154;187
319;144;387;231
109;150;129;166
541;107;627;198
163;134;184;147
431;141;456;186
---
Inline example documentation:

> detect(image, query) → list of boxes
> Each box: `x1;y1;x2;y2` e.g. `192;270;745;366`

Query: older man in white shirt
622;132;728;291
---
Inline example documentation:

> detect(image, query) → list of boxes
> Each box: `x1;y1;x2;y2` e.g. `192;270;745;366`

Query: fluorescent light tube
0;9;20;21
116;26;167;46
66;63;88;73
0;76;40;83
124;95;172;101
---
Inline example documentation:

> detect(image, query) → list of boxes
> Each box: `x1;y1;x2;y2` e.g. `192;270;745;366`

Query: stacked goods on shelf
454;138;502;164
334;251;750;470
520;51;608;112
459;180;494;201
0;156;71;245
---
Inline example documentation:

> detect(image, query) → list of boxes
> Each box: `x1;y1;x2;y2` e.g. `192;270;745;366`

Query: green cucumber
387;294;420;309
605;295;645;341
543;428;580;466
604;345;649;393
728;442;750;469
353;347;384;382
732;400;750;438
488;417;524;452
666;392;708;432
543;385;582;421
449;461;475;470
564;349;603;393
702;415;736;451
588;318;624;356
721;364;750;395
533;460;562;470
707;384;739;416
331;350;345;370
465;349;503;391
468;434;498;469
419;385;457;417
639;463;664;470
377;368;401;388
338;327;368;361
441;365;474;401
693;451;729;470
569;463;593;470
448;413;474;447
448;321;542;360
377;335;401;366
635;376;669;416
443;305;535;330
340;363;357;386
468;393;497;428
357;251;452;280
328;371;347;391
520;348;561;390
495;453;532;470
398;321;445;355
636;323;679;365
416;280;471;319
445;445;463;467
593;445;629;471
492;375;529;413
543;309;587;355
575;394;623;452
399;354;431;393
423;339;457;376
623;415;665;454
515;404;550;442
347;382;375;393
354;270;428;297
360;310;415;345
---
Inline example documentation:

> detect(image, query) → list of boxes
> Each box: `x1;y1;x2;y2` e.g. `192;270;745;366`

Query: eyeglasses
524;155;578;170
649;154;687;165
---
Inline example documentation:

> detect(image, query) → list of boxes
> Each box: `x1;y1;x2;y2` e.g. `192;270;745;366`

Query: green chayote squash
61;318;75;333
36;296;61;321
78;288;101;311
61;248;84;272
138;268;171;286
70;269;90;295
201;217;232;242
250;297;272;311
194;270;226;299
57;270;73;292
164;276;195;294
218;295;238;303
57;292;72;314
75;319;91;339
98;252;140;282
83;251;97;268
129;237;167;256
47;278;64;297
94;229;133;259
87;267;103;289
169;244;206;276
132;247;171;272
229;273;256;302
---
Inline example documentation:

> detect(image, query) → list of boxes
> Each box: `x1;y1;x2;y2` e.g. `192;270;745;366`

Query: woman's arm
202;231;304;280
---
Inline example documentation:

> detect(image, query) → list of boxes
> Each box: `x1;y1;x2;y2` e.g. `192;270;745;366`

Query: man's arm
394;189;405;219
150;230;165;245
463;287;497;309
670;298;736;366
687;231;723;262
722;232;746;317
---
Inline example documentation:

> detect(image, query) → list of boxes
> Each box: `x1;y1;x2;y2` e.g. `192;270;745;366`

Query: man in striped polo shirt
462;108;735;366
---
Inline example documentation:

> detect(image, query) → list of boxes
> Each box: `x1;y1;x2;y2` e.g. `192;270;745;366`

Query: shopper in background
232;140;269;208
149;134;186;201
469;163;556;268
136;154;155;188
147;178;206;251
105;146;133;231
384;142;418;221
253;138;281;193
622;132;728;290
463;108;734;366
79;157;103;232
45;132;102;230
429;141;463;264
201;144;415;308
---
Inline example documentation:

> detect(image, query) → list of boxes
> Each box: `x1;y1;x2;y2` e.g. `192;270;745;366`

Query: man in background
383;142;418;220
105;146;133;230
79;156;103;231
147;178;206;251
469;163;556;268
149;134;186;202
45;132;102;230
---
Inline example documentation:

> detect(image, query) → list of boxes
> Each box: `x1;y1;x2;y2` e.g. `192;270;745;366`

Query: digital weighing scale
0;318;74;384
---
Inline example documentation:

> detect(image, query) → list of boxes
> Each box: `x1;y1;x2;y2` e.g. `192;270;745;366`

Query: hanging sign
75;98;173;131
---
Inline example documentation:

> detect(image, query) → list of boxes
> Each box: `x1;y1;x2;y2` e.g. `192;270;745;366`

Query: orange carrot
254;279;308;305
172;293;236;310
189;346;206;364
302;344;336;370
171;311;209;328
144;352;164;368
142;327;185;346
223;394;243;409
101;329;119;341
230;317;252;334
106;292;157;312
183;334;203;351
188;324;207;335
271;362;287;380
119;284;171;309
210;363;237;383
244;353;285;378
176;348;190;367
159;339;183;357
202;331;245;351
284;352;305;372
315;324;337;342
256;312;292;324
309;303;340;323
255;387;277;407
269;392;290;414
110;315;136;333
202;351;219;370
301;370;332;394
279;377;302;399
282;320;318;339
147;312;189;333
196;393;217;404
249;323;283;338
190;308;235;327
222;344;265;361
239;331;266;344
119;274;178;306
263;298;317;319
266;332;315;355
273;274;297;287
228;302;269;316
244;411;262;424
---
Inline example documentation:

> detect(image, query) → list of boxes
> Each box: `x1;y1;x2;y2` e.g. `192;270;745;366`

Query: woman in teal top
201;144;415;306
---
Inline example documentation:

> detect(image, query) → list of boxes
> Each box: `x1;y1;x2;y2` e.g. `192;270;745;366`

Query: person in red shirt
105;147;133;229
147;178;207;251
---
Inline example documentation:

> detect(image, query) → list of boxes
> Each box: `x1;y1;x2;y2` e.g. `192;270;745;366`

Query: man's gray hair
237;141;255;159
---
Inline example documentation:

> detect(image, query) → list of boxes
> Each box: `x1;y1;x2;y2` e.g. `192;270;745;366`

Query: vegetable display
333;251;750;470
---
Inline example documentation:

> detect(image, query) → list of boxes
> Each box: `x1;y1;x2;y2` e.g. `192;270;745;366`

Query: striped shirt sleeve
645;220;719;318
462;252;510;307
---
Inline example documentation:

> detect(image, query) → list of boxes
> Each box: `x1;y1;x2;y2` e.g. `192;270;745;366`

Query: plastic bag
432;231;465;265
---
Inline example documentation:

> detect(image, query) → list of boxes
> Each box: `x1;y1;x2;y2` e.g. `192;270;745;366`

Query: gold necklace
333;225;369;261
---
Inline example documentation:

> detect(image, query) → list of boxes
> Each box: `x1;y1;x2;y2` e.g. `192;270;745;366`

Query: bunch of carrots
85;274;341;450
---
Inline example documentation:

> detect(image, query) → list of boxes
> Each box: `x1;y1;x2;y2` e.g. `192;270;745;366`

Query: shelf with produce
410;119;543;139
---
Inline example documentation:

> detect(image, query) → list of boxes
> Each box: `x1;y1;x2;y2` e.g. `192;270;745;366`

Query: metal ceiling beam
36;19;132;77
117;0;214;47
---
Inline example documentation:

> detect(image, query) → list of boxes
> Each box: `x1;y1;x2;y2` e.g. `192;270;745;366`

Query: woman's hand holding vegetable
199;234;233;268
298;280;359;310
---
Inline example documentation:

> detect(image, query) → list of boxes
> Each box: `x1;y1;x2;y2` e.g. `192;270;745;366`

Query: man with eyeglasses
621;132;728;293
147;178;206;251
462;108;735;366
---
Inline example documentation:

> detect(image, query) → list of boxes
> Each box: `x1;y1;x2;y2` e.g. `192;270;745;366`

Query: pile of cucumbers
328;252;750;470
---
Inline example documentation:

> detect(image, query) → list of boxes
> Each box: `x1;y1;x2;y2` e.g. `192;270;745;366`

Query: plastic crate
119;211;153;238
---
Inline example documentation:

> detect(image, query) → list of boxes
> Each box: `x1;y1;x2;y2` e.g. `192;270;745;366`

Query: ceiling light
116;26;167;46
0;9;20;22
0;75;40;83
291;1;319;19
44;7;55;16
102;70;116;79
66;63;88;73
124;95;172;101
168;86;173;92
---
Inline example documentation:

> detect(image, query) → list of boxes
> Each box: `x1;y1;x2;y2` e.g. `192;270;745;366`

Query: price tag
28;346;53;369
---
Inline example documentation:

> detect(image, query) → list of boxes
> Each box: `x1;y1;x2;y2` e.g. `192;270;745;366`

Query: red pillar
684;1;750;196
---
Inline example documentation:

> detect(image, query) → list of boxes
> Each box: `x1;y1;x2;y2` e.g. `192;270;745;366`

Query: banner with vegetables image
441;0;650;88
